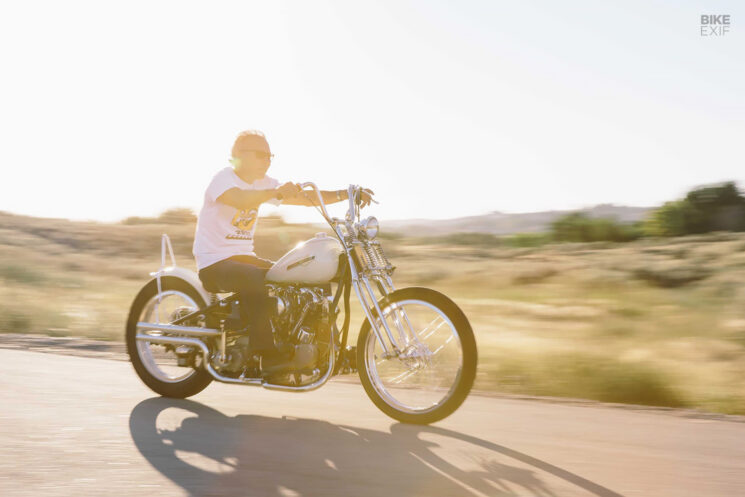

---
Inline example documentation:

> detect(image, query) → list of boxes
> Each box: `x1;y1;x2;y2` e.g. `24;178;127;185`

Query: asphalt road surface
1;348;744;497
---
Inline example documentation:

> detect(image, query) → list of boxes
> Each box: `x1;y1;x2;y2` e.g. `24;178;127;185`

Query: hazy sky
0;0;743;223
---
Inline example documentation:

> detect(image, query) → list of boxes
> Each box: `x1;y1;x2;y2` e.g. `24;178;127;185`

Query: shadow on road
129;397;623;497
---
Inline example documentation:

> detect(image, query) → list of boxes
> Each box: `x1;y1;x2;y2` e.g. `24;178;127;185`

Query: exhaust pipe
135;332;336;392
135;333;210;350
135;333;262;386
136;321;220;337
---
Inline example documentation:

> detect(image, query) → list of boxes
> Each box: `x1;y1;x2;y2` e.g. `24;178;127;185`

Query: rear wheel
126;277;213;398
357;287;477;424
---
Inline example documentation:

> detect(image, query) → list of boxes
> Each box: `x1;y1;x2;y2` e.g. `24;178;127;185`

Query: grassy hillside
1;211;744;414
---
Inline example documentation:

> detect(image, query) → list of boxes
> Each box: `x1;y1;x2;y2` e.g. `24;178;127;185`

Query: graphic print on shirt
226;208;257;240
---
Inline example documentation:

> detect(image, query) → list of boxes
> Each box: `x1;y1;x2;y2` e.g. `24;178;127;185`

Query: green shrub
0;307;32;333
551;213;642;243
502;232;551;248
645;182;745;237
0;263;46;285
644;200;697;237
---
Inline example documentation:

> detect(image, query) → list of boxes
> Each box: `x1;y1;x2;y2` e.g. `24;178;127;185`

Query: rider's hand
359;188;375;208
277;182;301;200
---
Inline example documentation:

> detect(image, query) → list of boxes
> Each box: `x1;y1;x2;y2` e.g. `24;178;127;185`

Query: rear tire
357;287;477;424
126;276;213;398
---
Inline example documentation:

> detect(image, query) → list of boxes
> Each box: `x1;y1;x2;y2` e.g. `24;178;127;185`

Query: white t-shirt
192;167;282;270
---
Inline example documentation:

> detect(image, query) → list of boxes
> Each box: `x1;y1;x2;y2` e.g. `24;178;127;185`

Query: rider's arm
216;187;282;210
281;190;348;206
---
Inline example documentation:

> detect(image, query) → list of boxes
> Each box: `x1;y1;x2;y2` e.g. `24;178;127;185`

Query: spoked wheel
357;287;477;424
126;276;213;398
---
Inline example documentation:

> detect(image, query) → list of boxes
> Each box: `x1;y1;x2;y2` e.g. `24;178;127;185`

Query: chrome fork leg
375;278;409;346
352;277;404;356
382;276;421;345
351;280;392;355
361;277;403;353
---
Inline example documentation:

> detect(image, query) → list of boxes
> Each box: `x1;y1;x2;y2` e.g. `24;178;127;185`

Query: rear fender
150;266;213;306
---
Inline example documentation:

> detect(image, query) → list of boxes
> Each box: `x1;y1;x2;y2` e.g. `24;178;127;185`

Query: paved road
0;348;743;497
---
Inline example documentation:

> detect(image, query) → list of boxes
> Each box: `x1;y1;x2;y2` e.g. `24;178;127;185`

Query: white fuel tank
266;232;344;284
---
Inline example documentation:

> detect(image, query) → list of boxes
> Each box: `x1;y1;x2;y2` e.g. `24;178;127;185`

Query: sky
0;0;743;224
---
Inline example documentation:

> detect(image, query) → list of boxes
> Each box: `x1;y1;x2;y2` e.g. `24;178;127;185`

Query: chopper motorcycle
126;183;477;424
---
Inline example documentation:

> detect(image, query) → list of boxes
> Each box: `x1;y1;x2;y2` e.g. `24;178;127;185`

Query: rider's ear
229;157;241;168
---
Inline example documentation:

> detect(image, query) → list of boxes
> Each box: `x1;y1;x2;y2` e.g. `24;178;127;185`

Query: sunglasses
237;149;274;160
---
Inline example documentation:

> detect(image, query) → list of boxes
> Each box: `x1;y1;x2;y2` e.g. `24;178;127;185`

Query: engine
207;284;334;380
269;284;332;347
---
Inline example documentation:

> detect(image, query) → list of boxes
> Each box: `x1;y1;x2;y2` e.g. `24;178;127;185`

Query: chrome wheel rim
137;290;200;383
365;299;463;414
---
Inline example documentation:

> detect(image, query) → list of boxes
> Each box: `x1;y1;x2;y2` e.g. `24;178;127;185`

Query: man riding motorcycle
192;130;373;374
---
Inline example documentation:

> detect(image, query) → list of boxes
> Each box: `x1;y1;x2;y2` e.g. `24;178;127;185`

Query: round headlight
360;216;379;239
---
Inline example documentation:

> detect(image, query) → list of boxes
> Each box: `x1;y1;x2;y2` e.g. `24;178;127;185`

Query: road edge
1;333;742;423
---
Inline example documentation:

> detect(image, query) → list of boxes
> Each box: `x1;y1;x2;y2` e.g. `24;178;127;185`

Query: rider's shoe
261;344;318;376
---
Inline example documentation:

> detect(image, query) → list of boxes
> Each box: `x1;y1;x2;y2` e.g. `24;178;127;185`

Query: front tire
357;287;477;424
126;276;213;398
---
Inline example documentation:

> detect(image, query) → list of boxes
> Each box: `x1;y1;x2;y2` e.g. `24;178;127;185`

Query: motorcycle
126;183;477;424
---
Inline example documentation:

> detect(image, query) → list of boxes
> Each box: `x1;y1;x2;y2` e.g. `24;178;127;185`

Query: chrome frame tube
219;327;227;363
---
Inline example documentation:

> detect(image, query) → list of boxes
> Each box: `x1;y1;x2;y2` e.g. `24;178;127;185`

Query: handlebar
297;182;329;219
297;182;372;225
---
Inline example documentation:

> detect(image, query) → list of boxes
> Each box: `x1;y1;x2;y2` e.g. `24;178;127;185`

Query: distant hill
382;204;651;236
0;204;651;251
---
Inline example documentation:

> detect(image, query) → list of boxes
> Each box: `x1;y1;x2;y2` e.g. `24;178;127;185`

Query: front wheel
357;287;477;424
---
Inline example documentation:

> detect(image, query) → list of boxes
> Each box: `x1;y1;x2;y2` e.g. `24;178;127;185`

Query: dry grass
1;210;745;414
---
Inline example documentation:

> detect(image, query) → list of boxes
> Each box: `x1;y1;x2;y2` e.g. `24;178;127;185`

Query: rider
192;130;372;373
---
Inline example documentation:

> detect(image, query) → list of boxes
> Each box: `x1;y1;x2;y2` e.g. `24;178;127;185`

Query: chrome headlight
359;216;379;239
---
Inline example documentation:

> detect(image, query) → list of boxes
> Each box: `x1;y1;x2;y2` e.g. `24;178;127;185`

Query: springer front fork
350;270;420;359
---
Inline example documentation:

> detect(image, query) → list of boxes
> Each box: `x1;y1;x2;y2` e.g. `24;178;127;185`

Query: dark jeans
198;255;275;352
